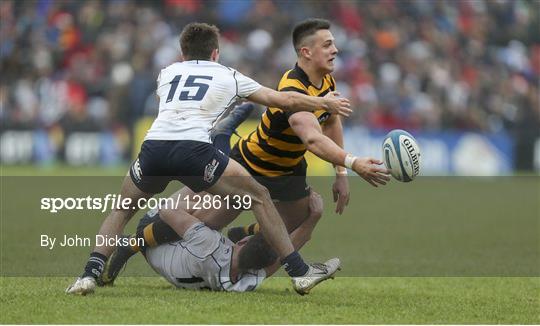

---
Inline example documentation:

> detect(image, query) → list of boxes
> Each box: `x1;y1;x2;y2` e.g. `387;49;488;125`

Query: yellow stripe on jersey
238;140;288;177
245;142;303;167
254;125;305;152
280;78;309;93
258;116;304;149
239;64;336;176
246;134;303;166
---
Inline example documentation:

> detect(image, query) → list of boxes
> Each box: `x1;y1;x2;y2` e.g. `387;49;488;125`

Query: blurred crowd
1;0;539;137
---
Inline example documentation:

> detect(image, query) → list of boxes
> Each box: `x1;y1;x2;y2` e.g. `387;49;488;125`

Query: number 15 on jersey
166;75;213;103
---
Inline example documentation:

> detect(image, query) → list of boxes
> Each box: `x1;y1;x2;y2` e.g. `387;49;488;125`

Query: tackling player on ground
66;22;352;296
140;191;339;293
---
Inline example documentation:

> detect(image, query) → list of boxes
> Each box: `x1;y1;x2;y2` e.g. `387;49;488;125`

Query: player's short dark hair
180;22;220;60
238;233;278;271
292;18;331;54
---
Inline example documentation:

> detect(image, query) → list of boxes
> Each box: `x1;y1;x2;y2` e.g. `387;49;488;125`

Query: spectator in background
1;0;538;161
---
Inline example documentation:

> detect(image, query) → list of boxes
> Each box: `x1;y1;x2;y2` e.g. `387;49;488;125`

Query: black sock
213;134;232;156
82;252;107;279
281;251;309;277
152;219;181;244
134;219;180;253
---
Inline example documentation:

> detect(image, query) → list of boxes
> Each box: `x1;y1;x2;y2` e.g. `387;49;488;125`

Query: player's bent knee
310;197;324;219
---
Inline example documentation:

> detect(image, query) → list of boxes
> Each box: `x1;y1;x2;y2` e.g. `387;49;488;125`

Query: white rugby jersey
145;60;262;142
145;222;266;292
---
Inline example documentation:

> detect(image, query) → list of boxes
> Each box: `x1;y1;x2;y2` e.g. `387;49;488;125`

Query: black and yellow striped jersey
237;64;336;177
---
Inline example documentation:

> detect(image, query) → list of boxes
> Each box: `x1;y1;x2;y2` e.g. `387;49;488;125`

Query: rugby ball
382;129;421;182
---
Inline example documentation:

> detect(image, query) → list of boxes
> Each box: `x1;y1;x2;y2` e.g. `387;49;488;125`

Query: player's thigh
120;173;152;201
195;205;242;231
206;158;270;202
275;196;311;232
117;174;153;219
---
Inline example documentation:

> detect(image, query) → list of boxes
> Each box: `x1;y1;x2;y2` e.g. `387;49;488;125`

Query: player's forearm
305;133;348;168
281;91;328;112
289;214;319;250
323;116;344;149
323;117;348;175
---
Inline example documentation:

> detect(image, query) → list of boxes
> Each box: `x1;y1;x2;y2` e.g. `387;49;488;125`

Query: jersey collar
293;63;327;90
183;60;220;65
293;63;311;88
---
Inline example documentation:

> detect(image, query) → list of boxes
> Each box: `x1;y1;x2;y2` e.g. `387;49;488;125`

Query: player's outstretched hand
352;158;391;187
332;175;350;215
323;91;352;117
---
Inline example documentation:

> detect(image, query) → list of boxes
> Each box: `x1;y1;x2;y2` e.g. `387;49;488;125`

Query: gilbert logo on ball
382;129;421;182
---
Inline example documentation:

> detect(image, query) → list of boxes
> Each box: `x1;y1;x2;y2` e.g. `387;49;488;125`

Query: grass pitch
1;165;539;324
1;277;538;324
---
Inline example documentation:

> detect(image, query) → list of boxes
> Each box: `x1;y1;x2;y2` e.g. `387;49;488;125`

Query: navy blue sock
82;252;107;280
281;251;309;277
213;134;232;156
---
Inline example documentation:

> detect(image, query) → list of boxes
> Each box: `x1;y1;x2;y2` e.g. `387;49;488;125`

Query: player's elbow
304;134;321;152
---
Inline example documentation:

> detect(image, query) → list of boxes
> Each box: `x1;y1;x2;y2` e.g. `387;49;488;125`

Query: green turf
1;165;539;323
1;277;538;324
2;176;538;277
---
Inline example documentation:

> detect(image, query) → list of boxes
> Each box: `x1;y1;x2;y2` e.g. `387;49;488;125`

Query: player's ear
237;236;251;246
211;48;220;62
299;46;311;59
